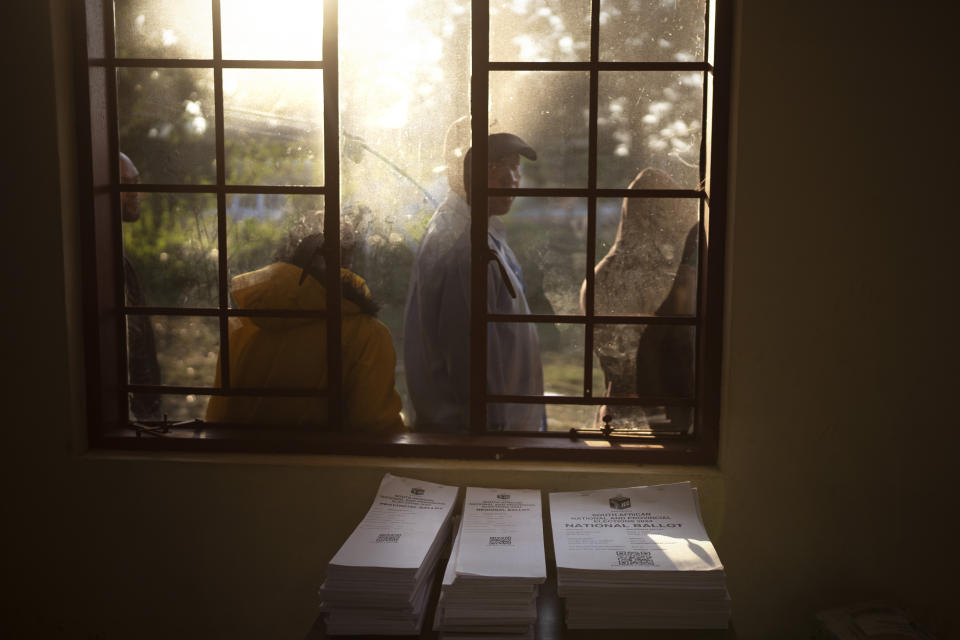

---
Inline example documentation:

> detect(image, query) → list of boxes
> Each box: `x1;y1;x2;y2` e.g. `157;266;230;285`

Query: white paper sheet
329;473;458;571
453;487;546;581
549;481;723;573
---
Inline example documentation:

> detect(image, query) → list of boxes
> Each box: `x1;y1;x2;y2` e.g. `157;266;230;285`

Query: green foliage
124;195;218;307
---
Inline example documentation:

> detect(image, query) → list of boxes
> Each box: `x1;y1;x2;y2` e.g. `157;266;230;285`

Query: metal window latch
130;415;202;438
568;414;615;441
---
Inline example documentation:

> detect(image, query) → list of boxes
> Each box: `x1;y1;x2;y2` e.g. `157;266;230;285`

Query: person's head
442;115;472;198
463;133;536;217
276;210;360;270
118;152;142;222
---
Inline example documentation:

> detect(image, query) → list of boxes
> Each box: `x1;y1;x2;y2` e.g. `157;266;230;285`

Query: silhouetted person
404;132;545;431
205;218;404;432
582;168;696;429
634;223;698;430
120;152;162;420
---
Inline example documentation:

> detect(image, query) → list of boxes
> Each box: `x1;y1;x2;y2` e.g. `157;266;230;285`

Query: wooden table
307;565;734;639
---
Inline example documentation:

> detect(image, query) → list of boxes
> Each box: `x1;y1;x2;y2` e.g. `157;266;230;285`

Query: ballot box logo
497;493;510;500
410;487;425;495
609;495;631;510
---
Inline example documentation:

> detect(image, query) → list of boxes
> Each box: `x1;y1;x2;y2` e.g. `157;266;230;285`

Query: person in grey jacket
403;132;545;432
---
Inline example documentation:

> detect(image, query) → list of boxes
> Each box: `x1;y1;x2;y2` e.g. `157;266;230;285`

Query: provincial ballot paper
321;473;458;635
455;486;546;581
434;487;546;639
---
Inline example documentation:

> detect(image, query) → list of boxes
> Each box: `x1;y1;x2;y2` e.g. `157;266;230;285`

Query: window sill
91;427;717;465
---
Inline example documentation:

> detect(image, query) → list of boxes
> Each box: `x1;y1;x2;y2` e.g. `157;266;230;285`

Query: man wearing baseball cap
403;130;546;432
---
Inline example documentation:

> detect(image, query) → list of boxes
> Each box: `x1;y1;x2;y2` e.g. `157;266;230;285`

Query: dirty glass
598;71;704;189
122;193;219;308
598;0;705;63
594;197;699;316
490;71;590;189
490;0;591;62
339;0;471;427
117;68;216;185
114;0;213;59
220;0;324;61
225;195;323;286
223;69;325;186
499;197;588;316
592;323;694;431
128;393;211;423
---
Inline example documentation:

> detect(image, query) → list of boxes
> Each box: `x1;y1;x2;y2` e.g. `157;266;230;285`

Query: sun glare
220;0;325;61
217;0;449;133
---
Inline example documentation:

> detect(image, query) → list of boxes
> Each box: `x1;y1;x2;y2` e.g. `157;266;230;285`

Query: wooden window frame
72;0;734;464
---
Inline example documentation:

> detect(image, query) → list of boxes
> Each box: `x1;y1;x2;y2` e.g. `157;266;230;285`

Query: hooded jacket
205;261;404;432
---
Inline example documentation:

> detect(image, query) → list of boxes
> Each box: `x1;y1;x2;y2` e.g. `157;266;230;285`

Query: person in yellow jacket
205;232;404;433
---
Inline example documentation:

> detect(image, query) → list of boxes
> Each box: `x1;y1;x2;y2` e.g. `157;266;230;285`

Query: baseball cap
487;132;537;162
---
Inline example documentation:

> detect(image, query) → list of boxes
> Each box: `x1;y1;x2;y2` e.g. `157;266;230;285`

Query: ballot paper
455;487;547;581
549;482;730;630
321;473;458;635
328;473;458;573
435;487;546;640
550;481;722;576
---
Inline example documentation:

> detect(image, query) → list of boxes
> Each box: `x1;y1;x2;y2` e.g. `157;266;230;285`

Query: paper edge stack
319;473;457;636
549;481;731;630
433;487;547;640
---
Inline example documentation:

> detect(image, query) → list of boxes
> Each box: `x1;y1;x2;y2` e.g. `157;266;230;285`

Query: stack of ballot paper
434;487;547;640
549;482;730;629
319;474;458;635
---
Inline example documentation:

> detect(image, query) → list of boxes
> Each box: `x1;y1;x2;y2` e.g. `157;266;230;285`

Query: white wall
1;1;956;638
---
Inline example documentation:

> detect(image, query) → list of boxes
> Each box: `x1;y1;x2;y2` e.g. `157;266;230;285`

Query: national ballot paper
321;473;458;635
549;482;730;629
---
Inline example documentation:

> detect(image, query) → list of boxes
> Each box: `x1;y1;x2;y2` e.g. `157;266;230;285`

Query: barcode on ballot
376;533;401;543
488;536;512;545
616;550;654;566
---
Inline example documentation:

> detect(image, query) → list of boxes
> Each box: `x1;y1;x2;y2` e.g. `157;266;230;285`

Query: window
75;0;732;463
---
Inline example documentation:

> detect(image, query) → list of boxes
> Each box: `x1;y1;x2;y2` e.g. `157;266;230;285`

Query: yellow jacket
205;262;404;433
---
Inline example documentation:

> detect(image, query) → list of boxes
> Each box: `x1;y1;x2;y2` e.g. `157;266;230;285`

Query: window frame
73;0;734;464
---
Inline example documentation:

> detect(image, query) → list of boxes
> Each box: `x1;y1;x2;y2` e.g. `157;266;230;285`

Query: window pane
339;0;472;429
593;323;694;430
491;71;589;189
489;321;584;397
118;68;216;184
545;404;595;432
220;0;324;61
226;194;323;286
205;394;328;427
594;197;699;315
487;321;578;432
593;325;696;432
224;69;324;186
225;317;327;393
129;393;211;423
598;0;705;63
114;0;213;59
130;315;219;388
598;71;704;189
500;197;587;316
123;193;219;308
215;314;328;427
490;0;591;62
593;404;694;434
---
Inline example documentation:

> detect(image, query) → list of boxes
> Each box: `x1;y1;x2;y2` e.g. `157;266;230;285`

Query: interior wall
1;1;956;638
720;1;956;637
